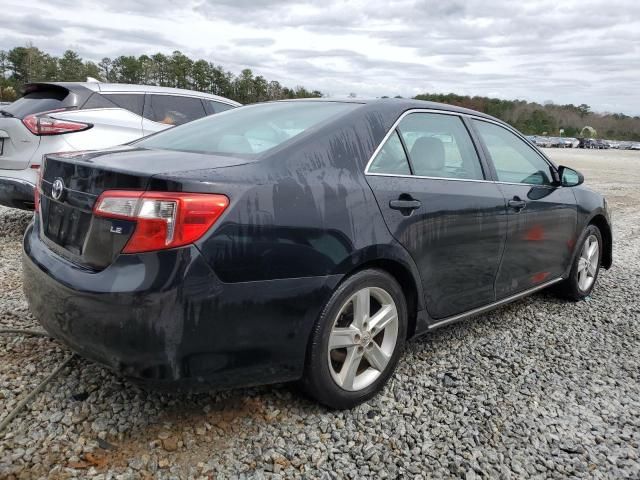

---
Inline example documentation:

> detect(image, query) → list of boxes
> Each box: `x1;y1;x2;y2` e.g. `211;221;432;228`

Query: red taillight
93;190;229;253
22;109;91;136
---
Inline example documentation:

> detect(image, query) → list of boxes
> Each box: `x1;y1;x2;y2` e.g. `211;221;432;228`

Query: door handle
508;197;527;212
389;196;421;215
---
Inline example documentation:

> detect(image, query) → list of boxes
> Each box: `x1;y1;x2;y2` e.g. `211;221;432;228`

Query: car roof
26;82;241;106
274;97;499;122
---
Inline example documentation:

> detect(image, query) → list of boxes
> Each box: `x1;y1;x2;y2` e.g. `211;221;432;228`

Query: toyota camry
23;99;612;408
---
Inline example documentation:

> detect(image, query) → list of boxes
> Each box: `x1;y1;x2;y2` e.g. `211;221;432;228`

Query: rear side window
4;88;71;118
205;100;235;114
83;93;144;116
143;95;207;126
397;113;484;180
368;131;411;175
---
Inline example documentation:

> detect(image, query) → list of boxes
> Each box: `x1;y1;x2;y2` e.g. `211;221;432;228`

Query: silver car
0;81;240;209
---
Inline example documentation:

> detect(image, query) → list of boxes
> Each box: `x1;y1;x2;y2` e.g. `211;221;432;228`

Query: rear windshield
135;101;358;156
3;88;71;118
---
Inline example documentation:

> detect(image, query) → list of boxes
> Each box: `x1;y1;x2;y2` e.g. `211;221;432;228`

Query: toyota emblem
51;178;65;201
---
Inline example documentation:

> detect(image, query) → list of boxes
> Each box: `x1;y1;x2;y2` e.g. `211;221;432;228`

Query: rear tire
301;269;407;409
556;225;603;301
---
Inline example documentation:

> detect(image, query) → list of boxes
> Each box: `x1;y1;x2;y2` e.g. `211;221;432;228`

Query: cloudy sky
2;0;639;114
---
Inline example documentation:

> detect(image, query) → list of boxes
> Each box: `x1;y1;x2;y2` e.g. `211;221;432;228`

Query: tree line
0;45;322;104
414;93;640;141
1;45;638;140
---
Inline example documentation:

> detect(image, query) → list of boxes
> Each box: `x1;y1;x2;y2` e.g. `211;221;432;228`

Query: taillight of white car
22;109;92;136
93;191;229;253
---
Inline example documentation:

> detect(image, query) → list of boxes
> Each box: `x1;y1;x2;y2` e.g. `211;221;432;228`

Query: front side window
397;113;484;180
473;120;555;185
143;95;207;126
368;131;411;175
136;101;358;156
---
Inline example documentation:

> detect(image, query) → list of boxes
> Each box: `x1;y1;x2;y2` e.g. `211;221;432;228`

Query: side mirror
558;165;584;187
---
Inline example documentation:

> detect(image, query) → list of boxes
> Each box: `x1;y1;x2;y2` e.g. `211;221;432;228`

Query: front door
366;112;507;320
470;119;577;298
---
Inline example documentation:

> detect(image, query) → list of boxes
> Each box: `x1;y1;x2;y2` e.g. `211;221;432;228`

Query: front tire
301;269;407;409
557;225;603;301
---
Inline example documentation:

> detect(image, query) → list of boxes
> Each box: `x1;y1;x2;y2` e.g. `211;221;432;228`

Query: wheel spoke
578;269;587;289
352;288;370;329
338;347;363;389
329;326;360;350
587;241;598;260
578;257;588;272
365;342;390;372
368;304;396;334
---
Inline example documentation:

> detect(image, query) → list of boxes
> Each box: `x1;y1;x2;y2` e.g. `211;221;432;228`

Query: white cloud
1;0;638;114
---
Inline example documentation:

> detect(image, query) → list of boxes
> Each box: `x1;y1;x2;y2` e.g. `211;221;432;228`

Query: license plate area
42;197;91;255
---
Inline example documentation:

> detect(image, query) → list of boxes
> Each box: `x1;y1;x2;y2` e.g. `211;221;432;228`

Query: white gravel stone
1;149;640;478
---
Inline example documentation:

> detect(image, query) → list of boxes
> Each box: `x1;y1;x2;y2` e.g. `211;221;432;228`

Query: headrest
409;136;445;175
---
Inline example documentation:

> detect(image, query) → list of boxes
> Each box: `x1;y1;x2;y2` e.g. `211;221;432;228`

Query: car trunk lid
38;147;249;269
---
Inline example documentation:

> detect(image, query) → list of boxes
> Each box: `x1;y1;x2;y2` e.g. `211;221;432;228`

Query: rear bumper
23;220;340;389
0;176;34;210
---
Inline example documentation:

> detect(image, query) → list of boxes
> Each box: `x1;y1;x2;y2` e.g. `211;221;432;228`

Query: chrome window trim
98;90;241;107
364;108;559;188
366;172;493;184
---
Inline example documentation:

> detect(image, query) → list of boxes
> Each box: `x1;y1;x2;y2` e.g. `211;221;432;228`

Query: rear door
470;119;577;298
142;94;208;135
366;111;508;320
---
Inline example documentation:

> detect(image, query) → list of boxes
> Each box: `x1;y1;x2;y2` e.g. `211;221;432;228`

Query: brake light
22;109;91;136
93;191;229;253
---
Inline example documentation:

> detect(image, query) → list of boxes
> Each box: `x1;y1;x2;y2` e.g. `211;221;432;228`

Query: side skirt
426;277;564;331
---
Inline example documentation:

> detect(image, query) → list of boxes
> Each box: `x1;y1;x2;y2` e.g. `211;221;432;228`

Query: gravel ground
1;149;639;479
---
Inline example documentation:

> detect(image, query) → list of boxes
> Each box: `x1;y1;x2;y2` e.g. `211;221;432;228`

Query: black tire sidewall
303;269;407;409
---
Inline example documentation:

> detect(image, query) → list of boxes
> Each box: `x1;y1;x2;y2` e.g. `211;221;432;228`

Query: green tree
169;51;193;89
98;57;113;82
84;61;102;81
58;50;85;81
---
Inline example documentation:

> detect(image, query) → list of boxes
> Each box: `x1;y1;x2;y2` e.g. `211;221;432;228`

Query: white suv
0;81;240;209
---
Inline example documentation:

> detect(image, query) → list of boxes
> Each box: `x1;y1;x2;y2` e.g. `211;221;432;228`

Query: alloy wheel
578;234;600;291
327;286;399;391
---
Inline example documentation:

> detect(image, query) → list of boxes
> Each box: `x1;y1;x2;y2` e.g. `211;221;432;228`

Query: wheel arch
335;248;425;339
587;213;612;269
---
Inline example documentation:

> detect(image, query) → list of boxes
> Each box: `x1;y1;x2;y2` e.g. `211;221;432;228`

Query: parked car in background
630;143;640;150
24;99;612;408
0;81;240;209
559;137;577;148
578;138;596;149
530;136;553;148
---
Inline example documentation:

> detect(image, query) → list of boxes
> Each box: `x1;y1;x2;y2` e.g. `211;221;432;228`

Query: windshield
136;101;358;156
